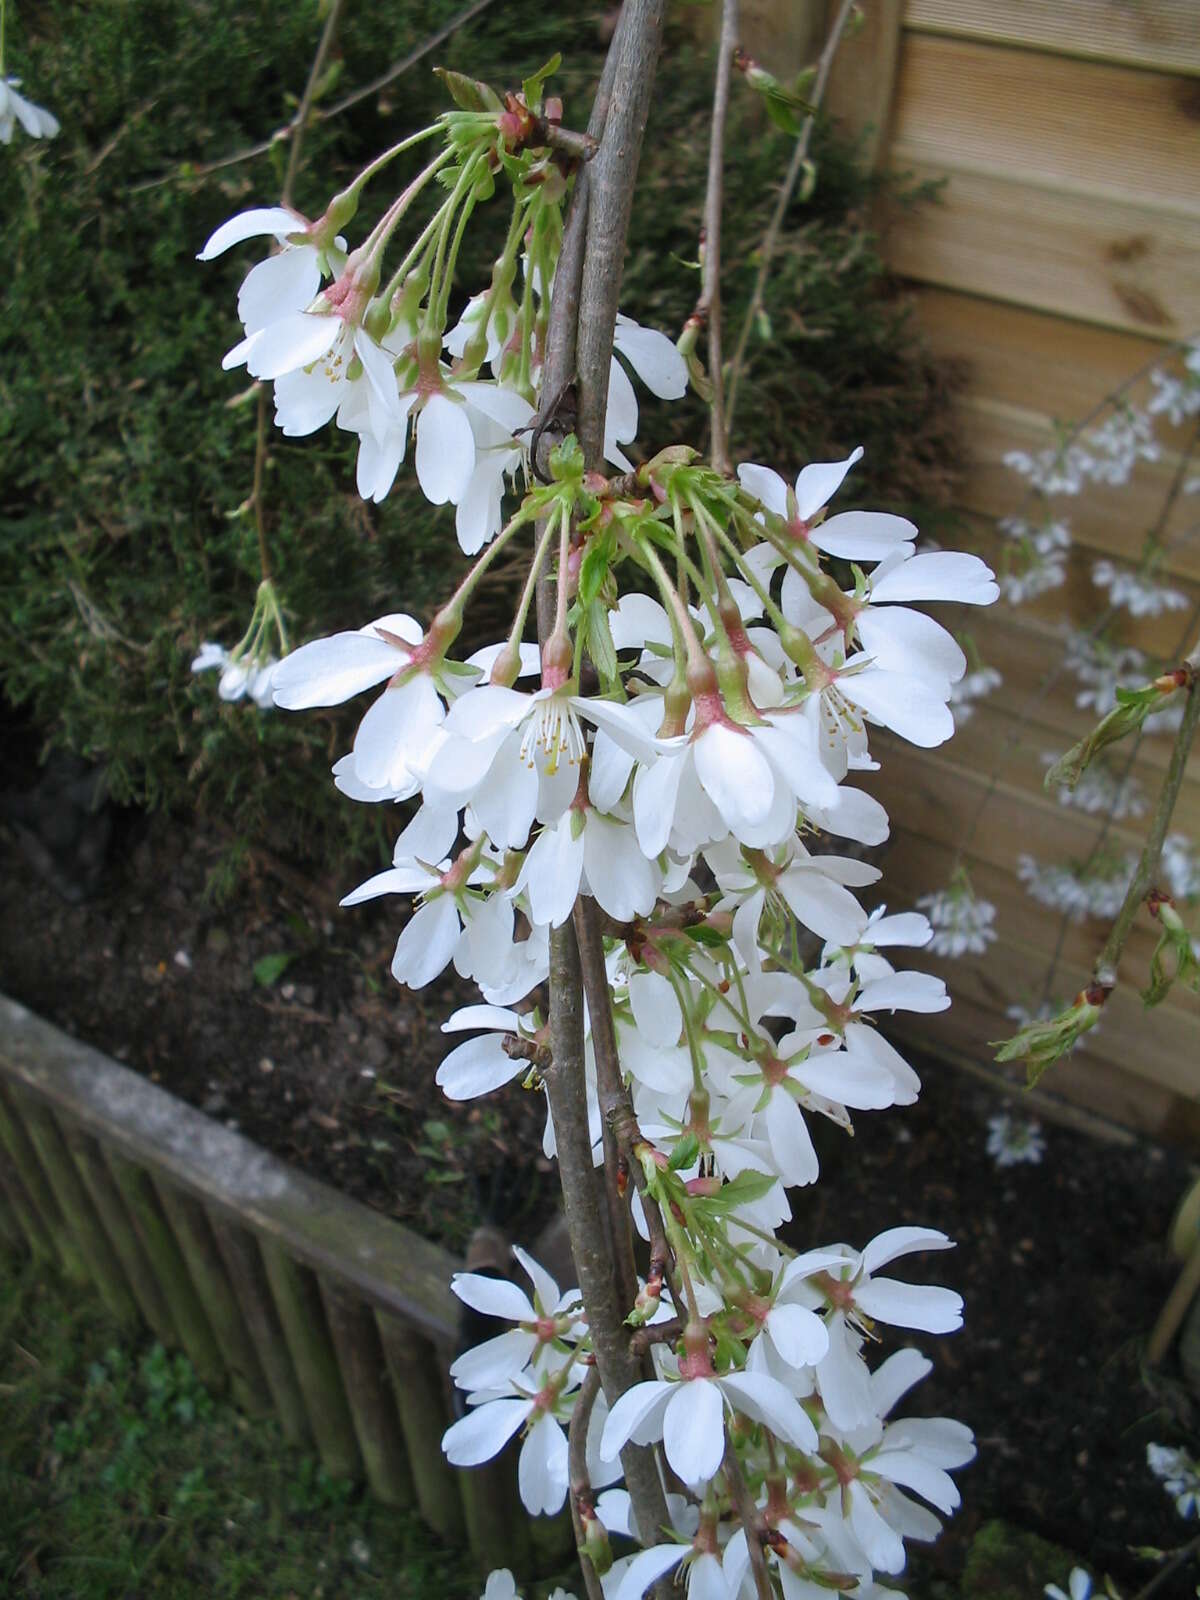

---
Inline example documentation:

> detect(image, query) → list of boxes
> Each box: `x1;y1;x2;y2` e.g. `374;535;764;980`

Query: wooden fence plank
155;1180;274;1417
0;1179;21;1252
908;287;1183;436
103;1149;227;1386
892;35;1200;214
210;1215;312;1447
259;1238;362;1481
320;1278;414;1508
951;401;1200;579
63;1124;180;1350
823;0;904;168
950;606;1200;771
894;931;1200;1101
0;1154;58;1264
880;824;1192;1015
376;1314;465;1541
885;159;1200;337
904;0;1200;77
0;998;458;1343
0;1085;88;1282
889;992;1200;1143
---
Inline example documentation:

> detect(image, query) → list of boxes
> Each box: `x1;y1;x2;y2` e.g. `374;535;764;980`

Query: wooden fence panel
0;996;529;1574
904;0;1200;76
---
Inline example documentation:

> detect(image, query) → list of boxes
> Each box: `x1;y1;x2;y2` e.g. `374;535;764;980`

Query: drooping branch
536;0;673;1552
723;1438;773;1600
1092;645;1200;989
725;0;857;438
695;0;739;474
567;1359;606;1600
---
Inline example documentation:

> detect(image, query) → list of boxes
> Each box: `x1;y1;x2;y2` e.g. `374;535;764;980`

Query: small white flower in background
479;1571;575;1600
190;642;279;709
1161;833;1200;902
1045;1567;1093;1600
1084;404;1159;485
1017;852;1135;923
1091;560;1188;619
917;877;997;959
0;76;60;143
985;1112;1045;1168
948;664;1002;722
1041;754;1144;821
1147;1442;1200;1519
1004;444;1092;498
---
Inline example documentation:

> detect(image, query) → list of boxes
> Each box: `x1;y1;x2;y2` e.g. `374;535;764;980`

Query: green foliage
0;1255;474;1597
0;3;958;879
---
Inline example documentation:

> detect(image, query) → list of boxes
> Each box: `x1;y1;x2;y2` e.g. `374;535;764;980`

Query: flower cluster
984;1113;1045;1168
200;60;998;1599
1147;1441;1200;1520
1017;851;1136;923
917;875;997;959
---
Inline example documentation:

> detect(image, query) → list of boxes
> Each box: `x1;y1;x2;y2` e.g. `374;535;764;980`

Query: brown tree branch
723;1439;773;1600
567;1365;606;1600
537;0;673;1554
575;0;668;467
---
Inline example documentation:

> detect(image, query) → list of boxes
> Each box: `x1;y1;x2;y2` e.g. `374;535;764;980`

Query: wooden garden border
0;993;550;1576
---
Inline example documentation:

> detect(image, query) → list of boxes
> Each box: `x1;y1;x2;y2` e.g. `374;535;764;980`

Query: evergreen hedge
0;0;959;880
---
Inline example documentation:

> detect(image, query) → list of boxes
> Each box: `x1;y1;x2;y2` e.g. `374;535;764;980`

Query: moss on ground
0;1251;478;1598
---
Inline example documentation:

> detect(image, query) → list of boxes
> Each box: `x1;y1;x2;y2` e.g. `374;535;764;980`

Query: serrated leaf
685;923;727;948
522;53;562;113
253;951;295;987
434;68;502;113
578;529;615;608
668;1132;700;1171
693;1168;776;1215
585;599;618;686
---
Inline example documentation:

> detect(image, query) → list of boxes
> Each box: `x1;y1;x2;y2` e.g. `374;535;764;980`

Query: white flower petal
663;1378;725;1484
198;206;303;260
442;1397;533;1466
436;1033;527;1100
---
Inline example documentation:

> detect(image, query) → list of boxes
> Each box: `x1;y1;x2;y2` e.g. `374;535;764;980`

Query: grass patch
0;1252;478;1598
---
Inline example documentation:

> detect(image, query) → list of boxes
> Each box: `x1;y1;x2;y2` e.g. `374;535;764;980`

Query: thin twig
319;0;499;121
567;1366;606;1600
1090;644;1199;989
131;0;499;194
724;0;856;440
1036;583;1200;1011
695;0;738;474
1128;1531;1200;1600
281;0;346;206
723;1439;773;1600
573;897;679;1313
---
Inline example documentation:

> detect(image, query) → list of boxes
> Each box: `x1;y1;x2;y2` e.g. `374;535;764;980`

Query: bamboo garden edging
0;992;535;1575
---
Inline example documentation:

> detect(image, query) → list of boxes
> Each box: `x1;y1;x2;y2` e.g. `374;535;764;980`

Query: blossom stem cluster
198;53;999;1600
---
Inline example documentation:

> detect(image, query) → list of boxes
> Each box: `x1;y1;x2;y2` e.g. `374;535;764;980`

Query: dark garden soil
2;773;1199;1594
